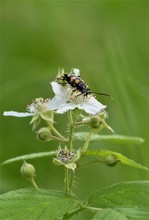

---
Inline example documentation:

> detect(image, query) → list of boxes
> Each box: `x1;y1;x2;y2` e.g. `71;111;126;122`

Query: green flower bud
104;155;120;167
90;116;101;129
20;161;35;179
36;127;51;141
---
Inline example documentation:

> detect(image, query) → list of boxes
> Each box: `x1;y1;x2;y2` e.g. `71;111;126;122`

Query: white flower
3;98;51;118
48;82;106;115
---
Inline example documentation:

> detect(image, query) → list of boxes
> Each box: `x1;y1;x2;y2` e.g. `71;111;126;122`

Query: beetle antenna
91;92;113;100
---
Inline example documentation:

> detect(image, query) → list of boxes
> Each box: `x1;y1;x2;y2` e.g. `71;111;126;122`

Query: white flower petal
73;68;80;76
82;96;106;114
48;96;63;110
3;111;34;117
51;82;62;95
57;103;76;114
50;81;106;115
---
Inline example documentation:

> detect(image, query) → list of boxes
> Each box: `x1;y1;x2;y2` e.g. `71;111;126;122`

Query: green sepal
65;163;77;172
70;150;80;163
40;111;54;123
30;113;40;130
53;158;63;166
53;158;77;172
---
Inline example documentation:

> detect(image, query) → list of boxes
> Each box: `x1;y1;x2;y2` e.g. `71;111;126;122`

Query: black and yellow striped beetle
56;71;112;99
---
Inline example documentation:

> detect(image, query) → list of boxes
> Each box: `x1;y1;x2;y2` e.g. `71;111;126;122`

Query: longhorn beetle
56;72;112;99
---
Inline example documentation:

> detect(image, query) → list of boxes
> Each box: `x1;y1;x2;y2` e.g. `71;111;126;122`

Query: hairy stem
68;111;77;150
65;167;69;194
69;171;75;194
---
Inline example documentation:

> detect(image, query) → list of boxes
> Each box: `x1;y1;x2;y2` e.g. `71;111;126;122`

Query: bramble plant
1;68;149;219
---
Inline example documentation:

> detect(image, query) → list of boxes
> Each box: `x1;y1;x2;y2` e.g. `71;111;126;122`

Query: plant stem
62;203;103;219
83;205;103;211
47;122;66;140
65;167;69;194
82;130;94;152
69;171;75;194
63;204;84;219
68;111;77;150
75;121;90;126
50;135;68;143
30;177;39;190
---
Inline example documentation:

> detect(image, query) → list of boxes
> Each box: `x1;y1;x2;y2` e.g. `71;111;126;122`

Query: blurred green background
1;0;149;202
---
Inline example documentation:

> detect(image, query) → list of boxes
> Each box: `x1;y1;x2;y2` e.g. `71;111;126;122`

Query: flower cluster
3;68;106;118
3;68;113;191
3;68;149;197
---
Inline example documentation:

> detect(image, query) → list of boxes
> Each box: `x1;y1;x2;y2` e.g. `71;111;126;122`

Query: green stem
62;203;103;219
50;135;68;143
65;167;69;194
30;177;39;190
68;111;77;150
82;130;94;152
75;121;90;126
47;122;66;140
69;171;75;194
63;204;84;219
83;205;103;211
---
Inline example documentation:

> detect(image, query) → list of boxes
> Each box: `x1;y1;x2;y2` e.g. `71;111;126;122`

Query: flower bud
20;161;35;179
104;155;120;167
36;127;51;141
90;116;102;129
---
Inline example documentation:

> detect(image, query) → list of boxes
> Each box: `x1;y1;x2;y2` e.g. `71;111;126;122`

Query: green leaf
85;150;149;171
1;151;57;166
88;181;149;220
115;207;149;220
88;181;149;208
92;208;128;220
0;188;80;220
92;207;149;220
74;132;144;145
